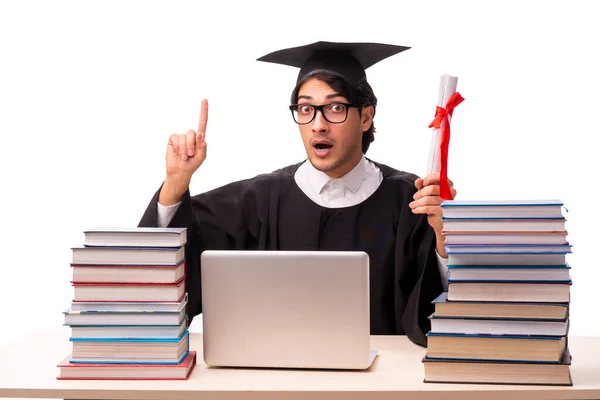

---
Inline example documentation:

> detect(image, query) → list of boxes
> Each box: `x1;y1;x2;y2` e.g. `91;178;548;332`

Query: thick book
69;331;189;364
429;313;569;336
71;246;185;266
431;292;568;319
440;199;564;218
72;278;186;302
71;261;187;284
70;320;188;339
57;351;196;380
422;348;572;386
447;281;571;302
426;332;567;363
447;265;571;282
84;227;187;248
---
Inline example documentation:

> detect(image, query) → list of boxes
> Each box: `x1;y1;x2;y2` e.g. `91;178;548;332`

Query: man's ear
361;105;375;131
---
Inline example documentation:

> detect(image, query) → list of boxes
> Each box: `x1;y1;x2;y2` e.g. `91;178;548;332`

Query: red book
72;277;186;302
57;351;196;380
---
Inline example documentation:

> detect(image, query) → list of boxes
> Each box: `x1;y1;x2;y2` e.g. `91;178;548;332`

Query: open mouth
313;142;333;157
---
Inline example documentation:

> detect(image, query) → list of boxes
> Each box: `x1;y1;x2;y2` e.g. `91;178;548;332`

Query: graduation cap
257;41;410;87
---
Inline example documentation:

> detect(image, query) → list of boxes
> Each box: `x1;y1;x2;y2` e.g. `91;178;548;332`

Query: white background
1;0;599;352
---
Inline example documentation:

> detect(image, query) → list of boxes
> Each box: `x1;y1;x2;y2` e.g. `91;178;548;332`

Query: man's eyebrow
297;93;345;101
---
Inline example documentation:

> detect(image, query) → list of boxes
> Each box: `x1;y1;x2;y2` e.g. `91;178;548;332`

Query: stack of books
422;200;573;386
57;227;196;380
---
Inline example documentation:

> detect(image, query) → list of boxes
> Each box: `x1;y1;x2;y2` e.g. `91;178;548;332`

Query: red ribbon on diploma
428;92;465;200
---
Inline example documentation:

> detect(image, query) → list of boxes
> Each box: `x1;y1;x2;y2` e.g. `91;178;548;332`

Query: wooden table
1;330;599;399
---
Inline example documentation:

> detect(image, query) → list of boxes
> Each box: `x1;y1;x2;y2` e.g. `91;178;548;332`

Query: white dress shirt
157;156;448;288
293;154;382;208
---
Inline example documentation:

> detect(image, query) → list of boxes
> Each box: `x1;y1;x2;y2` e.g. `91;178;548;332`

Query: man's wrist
159;177;190;206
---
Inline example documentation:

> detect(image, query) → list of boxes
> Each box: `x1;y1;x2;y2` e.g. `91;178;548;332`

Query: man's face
296;78;373;178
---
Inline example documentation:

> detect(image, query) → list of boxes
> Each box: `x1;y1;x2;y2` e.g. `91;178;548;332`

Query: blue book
446;264;571;268
447;264;571;283
68;331;190;364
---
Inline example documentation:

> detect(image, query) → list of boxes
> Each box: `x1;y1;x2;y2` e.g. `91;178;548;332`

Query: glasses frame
289;102;358;125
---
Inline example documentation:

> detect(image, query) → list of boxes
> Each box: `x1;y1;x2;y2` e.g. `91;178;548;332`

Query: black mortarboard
257;41;410;87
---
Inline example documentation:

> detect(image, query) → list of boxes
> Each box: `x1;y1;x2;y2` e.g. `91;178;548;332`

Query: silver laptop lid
200;250;372;369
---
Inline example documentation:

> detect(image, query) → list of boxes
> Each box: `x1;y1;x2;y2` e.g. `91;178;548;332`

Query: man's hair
290;72;378;154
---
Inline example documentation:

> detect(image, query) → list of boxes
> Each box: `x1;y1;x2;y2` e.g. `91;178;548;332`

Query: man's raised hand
159;99;209;206
165;99;209;181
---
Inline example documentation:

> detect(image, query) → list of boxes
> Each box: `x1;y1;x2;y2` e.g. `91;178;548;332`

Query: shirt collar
306;156;369;194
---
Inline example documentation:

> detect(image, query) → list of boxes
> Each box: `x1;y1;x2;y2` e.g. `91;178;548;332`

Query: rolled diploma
425;75;458;177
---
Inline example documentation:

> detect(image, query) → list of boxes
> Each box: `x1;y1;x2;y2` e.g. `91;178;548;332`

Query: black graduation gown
139;161;443;347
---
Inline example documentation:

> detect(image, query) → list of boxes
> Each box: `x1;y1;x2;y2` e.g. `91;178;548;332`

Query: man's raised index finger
198;98;209;140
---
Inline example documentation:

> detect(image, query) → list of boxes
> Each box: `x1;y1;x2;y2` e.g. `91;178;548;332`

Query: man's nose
311;109;329;133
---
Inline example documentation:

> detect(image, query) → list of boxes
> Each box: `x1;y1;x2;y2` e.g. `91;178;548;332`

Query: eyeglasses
289;102;357;124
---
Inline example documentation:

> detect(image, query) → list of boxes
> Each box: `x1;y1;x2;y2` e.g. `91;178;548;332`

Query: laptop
200;250;377;370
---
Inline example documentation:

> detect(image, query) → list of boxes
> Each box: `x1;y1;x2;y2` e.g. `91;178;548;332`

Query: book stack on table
57;227;196;380
423;200;573;386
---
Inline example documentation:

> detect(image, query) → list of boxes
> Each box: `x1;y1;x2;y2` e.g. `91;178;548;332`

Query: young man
139;41;456;347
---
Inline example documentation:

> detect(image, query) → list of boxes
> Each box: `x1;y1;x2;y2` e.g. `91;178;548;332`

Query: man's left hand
409;172;457;237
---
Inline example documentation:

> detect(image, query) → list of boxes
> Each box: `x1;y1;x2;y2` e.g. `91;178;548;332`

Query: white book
447;266;571;282
84;227;187;247
71;246;185;266
64;304;187;326
447;282;571;302
70;294;187;312
447;252;567;266
429;315;569;336
446;244;572;254
70;331;189;363
441;199;564;218
71;262;186;284
72;279;186;302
